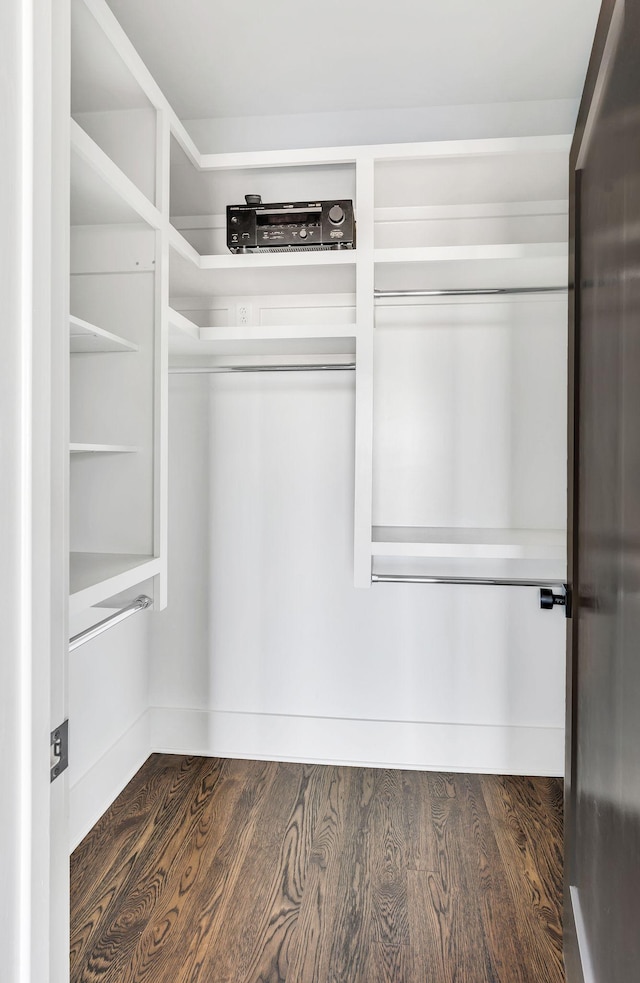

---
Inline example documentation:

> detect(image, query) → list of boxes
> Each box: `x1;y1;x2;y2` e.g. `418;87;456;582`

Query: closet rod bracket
539;584;571;617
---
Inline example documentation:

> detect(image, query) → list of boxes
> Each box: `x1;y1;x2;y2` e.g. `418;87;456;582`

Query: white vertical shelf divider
154;108;171;610
353;157;375;587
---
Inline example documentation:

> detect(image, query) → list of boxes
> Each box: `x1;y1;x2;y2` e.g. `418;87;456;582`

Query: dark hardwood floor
70;755;564;983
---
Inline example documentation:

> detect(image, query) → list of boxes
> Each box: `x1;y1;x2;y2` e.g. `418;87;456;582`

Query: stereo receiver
227;197;355;252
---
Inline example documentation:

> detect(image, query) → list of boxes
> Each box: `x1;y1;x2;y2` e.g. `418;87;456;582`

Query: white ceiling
106;0;602;121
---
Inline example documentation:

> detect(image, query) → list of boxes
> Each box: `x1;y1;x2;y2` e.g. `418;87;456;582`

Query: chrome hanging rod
169;363;355;375
374;286;567;299
69;595;152;652
371;574;565;588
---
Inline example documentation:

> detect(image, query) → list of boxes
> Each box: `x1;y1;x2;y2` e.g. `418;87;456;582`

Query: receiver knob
328;204;345;225
299;228;308;238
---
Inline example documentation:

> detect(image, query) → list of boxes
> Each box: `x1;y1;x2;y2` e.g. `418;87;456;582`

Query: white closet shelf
168;306;355;342
374;201;569;222
168;308;356;357
375;242;567;263
170;241;357;298
71;119;162;228
69;552;161;617
198;324;357;341
169;223;356;268
70;443;138;454
374;242;568;293
70;314;139;353
371;526;566;560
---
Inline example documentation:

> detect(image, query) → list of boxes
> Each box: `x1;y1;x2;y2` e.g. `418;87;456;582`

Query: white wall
184;98;579;154
149;369;565;775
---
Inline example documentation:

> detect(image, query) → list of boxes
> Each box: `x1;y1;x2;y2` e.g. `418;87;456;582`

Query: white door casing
0;0;68;981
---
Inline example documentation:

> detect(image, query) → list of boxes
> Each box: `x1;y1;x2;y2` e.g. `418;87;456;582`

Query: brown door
566;1;640;980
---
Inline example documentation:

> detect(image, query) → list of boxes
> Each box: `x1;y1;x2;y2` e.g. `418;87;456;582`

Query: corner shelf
168;307;356;358
169;227;357;298
70;314;139;353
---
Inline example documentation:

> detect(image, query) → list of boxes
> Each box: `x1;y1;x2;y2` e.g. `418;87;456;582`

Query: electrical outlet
236;303;251;326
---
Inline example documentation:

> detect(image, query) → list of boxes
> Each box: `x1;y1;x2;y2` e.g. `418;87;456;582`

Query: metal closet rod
169;363;355;375
69;595;152;652
374;286;567;298
372;574;565;588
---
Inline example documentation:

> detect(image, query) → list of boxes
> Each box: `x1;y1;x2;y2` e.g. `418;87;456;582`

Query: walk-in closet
3;1;613;980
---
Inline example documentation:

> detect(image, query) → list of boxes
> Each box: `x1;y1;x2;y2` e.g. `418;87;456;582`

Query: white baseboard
69;707;563;850
69;710;151;851
148;706;564;777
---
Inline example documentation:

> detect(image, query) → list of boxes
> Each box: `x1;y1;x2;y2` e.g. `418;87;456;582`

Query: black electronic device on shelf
227;195;355;252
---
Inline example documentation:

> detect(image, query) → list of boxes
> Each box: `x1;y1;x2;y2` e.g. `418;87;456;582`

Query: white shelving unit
67;0;168;614
164;130;569;588
64;0;569;606
168;140;359;368
369;139;569;586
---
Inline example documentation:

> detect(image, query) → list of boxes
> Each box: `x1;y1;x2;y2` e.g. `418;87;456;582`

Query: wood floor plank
287;766;378;983
204;761;332;983
140;757;281;983
427;772;458;798
457;774;534;983
402;767;456;872
323;767;376;983
369;769;410;946
407;797;495;983
284;765;347;983
365;941;411;983
479;776;565;982
86;757;259;983
71;755;204;914
70;755;217;975
71;756;227;983
70;758;566;983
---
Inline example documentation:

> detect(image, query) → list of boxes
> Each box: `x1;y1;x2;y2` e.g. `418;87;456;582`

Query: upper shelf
170;134;357;218
70;120;161;228
374;242;568;292
374;140;570;209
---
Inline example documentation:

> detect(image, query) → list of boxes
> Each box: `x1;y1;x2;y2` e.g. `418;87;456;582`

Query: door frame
0;1;68;980
565;1;624;980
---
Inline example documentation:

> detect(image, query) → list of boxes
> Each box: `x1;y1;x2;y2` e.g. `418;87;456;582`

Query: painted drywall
149;370;565;774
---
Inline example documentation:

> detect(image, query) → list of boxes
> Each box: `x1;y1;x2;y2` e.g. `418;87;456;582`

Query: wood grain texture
71;756;565;983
